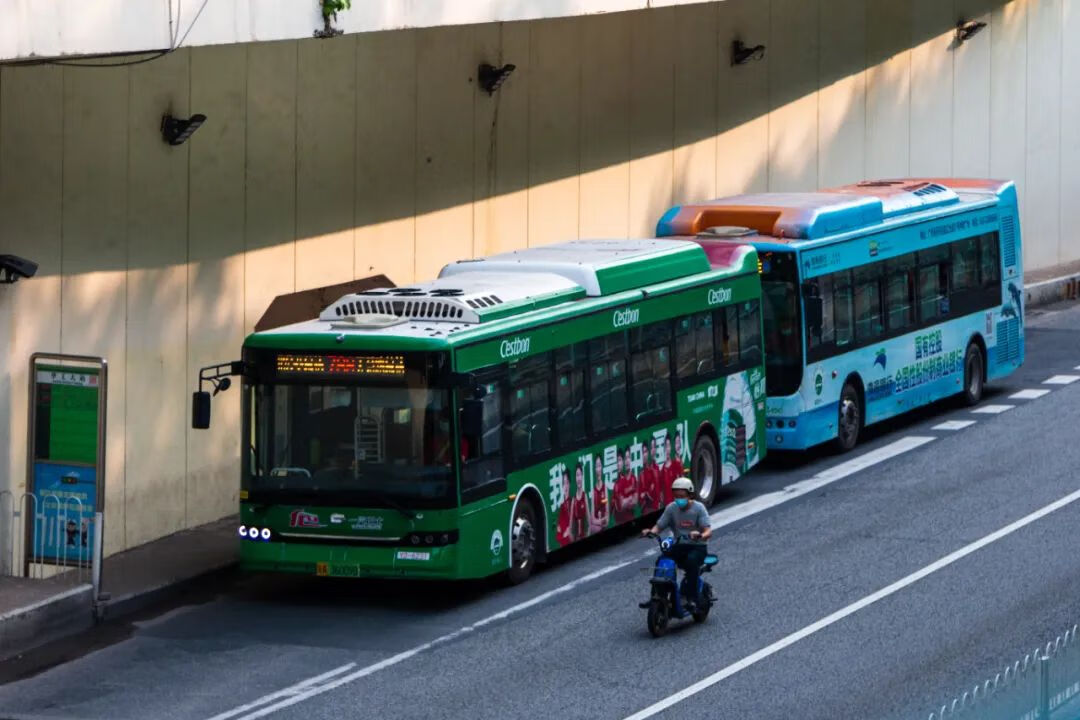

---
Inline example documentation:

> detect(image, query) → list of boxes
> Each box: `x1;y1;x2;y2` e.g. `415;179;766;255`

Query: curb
96;561;239;622
0;584;94;663
1026;272;1080;309
0;562;238;663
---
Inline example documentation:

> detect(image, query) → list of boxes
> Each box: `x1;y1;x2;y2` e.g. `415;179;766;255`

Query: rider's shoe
638;601;651;609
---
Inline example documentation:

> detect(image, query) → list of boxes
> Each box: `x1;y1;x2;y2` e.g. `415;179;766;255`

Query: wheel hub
511;516;535;569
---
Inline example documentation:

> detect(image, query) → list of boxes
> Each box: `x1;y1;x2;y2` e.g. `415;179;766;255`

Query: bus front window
760;251;804;396
247;382;456;509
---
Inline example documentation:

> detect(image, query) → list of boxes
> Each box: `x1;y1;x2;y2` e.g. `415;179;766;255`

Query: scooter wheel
647;599;669;638
691;603;710;624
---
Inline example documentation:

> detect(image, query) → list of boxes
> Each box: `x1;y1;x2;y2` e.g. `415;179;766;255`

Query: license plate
315;562;329;576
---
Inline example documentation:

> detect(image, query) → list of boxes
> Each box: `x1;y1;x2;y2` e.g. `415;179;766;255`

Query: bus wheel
692;434;719;507
834;382;862;453
507;501;538;585
962;343;985;406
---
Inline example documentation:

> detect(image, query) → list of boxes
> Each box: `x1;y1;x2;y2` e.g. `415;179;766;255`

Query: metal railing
929;625;1080;720
1;489;102;598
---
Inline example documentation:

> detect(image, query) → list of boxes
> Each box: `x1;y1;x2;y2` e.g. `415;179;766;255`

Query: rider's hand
641;529;650;538
689;531;702;540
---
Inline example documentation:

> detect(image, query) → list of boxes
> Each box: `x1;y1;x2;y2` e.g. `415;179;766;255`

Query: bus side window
715;305;740;369
555;344;587;449
675;312;715;380
508;353;552;460
737;300;762;368
917;245;950;321
833;271;854;348
589;333;628;434
630;322;673;422
885;253;916;332
979;232;1001;287
854;264;884;342
951;236;979;294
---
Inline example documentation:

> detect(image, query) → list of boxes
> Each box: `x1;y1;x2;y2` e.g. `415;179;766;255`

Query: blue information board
31;462;96;565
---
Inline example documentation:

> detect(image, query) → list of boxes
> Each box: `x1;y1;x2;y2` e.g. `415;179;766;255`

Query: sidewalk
1025;259;1080;309
0;515;237;662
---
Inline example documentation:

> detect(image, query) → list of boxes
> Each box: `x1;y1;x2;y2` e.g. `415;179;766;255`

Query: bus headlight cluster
238;525;272;542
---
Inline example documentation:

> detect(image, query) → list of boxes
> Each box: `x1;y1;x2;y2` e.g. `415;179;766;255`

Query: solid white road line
622;486;1080;720
972;404;1015;414
204;663;358;720
933;420;977;431
1010;389;1051;400
206;435;937;720
1044;375;1080;385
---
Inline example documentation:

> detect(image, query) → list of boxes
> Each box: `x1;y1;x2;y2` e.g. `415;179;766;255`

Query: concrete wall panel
296;37;357;292
473;23;531;256
1062;0;1080;265
579;13;631;239
415;26;476;280
59;65;130;555
866;0;912;179
1024;0;1062;271
0;65;63;501
186;43;247;527
716;0;770;197
355;30;417;285
953;0;994;177
244;41;297;332
909;0;955;177
990;0;1028;237
125;50;191;547
768;0;819;192
818;0;867;189
528;18;580;247
673;3;718;203
628;7;675;237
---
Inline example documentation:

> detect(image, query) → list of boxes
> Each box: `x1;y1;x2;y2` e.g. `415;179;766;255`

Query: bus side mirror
192;391;212;429
805;296;824;334
462;399;484;436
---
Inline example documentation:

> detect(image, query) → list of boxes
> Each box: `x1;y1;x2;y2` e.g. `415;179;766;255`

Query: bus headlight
260;528;272;541
238;525;247;537
247;526;262;539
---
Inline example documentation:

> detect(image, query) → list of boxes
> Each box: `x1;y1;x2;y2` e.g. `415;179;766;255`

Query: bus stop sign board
27;361;106;566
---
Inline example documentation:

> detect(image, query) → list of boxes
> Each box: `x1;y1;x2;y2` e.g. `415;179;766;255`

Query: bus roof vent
439;238;710;297
875;181;960;218
697;226;756;238
319;272;584;325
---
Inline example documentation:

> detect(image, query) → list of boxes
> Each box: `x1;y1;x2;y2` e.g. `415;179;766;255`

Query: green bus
196;238;766;583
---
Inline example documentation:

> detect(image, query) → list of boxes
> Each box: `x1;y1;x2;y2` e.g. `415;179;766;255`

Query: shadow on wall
0;0;1013;280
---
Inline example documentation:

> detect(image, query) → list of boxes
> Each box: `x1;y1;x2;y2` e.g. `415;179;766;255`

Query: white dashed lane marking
972;404;1015;414
1010;389;1051;400
933;420;977;431
1043;375;1080;385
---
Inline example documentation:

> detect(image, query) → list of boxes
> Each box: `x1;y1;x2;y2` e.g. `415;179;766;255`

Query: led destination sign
275;353;406;378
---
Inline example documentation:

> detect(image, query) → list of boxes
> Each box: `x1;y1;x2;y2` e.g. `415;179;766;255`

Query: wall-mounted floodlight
161;113;206;146
955;20;987;45
0;255;38;284
478;63;516;95
732;40;766;66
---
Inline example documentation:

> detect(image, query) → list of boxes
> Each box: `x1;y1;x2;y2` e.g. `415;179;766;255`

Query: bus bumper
239;540;464;579
765;401;838;450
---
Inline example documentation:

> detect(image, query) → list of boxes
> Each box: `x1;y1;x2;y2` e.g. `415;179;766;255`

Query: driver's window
462;374;508;501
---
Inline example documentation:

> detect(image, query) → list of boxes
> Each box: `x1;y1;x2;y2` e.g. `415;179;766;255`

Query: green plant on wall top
315;0;350;38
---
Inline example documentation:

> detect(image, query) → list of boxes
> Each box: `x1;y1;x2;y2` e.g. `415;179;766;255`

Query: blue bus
656;178;1023;452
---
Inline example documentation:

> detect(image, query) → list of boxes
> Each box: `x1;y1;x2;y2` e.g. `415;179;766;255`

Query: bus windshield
760;251;803;396
247;381;456;509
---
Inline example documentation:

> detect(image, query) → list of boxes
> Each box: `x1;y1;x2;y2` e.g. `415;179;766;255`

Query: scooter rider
642;476;712;609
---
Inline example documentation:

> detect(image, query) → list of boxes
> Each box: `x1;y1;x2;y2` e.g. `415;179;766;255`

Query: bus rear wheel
692;434;719;507
834;382;862;453
506;500;538;585
962;342;985;406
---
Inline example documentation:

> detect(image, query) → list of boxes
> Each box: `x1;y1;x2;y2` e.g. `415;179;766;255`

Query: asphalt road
3;301;1080;720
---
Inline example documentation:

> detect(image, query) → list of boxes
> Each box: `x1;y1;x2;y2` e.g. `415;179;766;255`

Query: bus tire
506;499;539;585
691;434;719;507
833;381;862;453
962;342;985;406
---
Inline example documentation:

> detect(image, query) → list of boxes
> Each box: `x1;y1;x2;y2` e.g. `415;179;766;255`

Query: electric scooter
639;532;718;637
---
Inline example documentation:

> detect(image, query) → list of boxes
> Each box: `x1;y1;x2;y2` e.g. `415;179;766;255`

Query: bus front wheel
962;343;985;406
692;434;719;507
506;500;538;585
834;382;862;453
